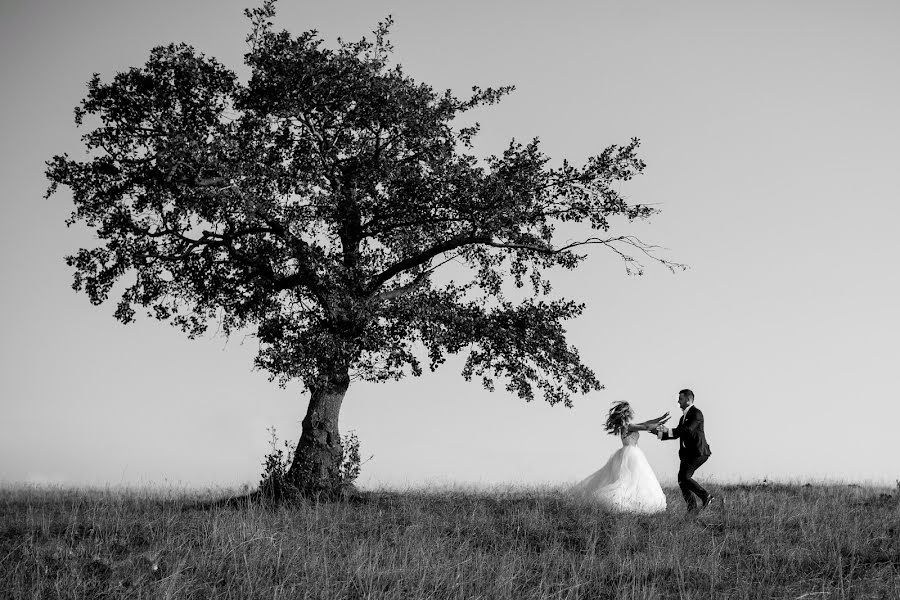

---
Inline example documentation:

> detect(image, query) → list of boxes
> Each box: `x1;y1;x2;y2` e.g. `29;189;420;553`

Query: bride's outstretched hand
634;412;670;433
651;412;671;425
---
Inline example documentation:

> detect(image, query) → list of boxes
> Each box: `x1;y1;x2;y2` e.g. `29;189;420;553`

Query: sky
1;0;898;490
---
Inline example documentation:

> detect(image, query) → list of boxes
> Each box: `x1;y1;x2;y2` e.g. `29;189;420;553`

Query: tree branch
367;232;488;291
368;232;684;296
371;271;428;301
481;235;686;274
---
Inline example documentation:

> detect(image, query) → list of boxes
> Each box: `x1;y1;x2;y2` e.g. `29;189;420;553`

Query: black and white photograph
2;0;899;597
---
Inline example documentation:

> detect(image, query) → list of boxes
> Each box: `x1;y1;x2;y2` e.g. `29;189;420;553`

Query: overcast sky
2;0;898;489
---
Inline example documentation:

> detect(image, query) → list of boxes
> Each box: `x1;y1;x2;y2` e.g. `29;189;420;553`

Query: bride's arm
626;412;671;432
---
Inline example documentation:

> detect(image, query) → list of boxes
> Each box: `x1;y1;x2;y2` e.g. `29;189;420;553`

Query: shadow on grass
178;485;396;512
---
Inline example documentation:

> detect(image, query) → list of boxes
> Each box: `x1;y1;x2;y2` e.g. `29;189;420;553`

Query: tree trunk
286;367;350;498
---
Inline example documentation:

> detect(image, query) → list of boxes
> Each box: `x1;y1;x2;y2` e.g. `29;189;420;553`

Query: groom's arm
653;424;677;440
659;426;678;440
682;408;704;438
660;409;704;440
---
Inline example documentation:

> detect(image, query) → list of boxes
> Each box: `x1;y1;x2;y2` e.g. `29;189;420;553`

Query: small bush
258;427;367;500
257;427;295;500
339;430;362;489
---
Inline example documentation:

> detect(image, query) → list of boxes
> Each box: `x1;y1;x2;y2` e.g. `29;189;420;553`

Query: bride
573;401;670;513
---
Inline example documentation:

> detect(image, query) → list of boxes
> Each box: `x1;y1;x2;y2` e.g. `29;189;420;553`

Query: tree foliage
46;0;679;412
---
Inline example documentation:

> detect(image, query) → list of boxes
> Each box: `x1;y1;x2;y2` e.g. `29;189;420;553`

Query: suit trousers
677;455;709;509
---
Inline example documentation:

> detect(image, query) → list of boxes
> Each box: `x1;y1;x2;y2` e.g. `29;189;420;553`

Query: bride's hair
605;401;633;436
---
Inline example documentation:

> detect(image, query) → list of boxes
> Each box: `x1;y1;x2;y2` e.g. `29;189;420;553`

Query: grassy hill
1;483;897;598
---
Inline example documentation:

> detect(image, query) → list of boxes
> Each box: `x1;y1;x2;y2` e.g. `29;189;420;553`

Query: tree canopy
46;0;680;495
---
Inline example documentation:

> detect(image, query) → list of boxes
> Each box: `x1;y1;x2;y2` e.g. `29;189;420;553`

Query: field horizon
2;481;898;599
4;474;897;495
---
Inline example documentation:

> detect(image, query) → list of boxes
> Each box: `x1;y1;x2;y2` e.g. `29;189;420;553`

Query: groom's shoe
700;495;716;512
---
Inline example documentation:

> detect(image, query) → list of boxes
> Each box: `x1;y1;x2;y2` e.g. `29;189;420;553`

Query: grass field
1;482;898;599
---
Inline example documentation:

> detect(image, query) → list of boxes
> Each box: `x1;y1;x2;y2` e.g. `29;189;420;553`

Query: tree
46;1;681;497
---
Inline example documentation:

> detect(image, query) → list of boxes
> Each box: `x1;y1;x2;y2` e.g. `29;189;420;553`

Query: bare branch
482;235;687;274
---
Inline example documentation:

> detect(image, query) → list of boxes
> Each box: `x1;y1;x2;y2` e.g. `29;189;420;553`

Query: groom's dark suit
662;405;712;510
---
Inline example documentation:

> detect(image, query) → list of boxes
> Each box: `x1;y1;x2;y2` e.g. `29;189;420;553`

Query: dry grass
1;482;898;599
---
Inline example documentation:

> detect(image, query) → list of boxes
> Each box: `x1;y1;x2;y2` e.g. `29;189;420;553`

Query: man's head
678;389;695;410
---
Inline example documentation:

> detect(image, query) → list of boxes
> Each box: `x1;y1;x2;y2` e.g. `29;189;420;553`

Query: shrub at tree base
258;427;364;501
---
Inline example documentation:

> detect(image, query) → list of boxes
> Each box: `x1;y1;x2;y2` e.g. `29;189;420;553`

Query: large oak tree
46;1;680;496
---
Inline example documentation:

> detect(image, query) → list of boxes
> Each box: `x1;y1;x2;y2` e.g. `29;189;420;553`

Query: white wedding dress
573;431;666;513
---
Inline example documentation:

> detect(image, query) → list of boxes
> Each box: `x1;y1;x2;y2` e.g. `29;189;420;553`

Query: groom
653;389;714;512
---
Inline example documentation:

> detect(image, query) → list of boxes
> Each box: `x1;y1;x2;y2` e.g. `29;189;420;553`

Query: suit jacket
663;405;711;461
